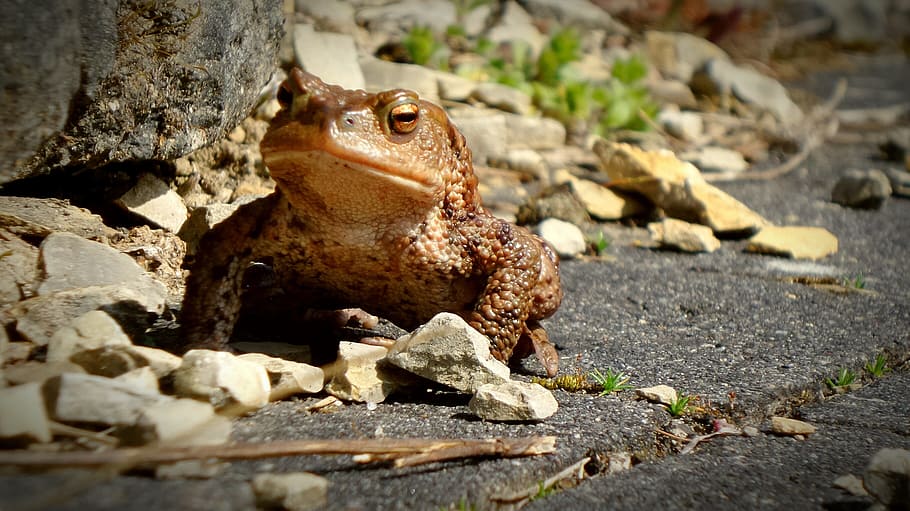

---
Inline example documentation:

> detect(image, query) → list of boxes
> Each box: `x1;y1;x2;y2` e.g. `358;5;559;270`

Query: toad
181;69;563;375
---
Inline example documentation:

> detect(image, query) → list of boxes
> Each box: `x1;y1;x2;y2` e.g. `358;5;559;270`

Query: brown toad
181;69;563;375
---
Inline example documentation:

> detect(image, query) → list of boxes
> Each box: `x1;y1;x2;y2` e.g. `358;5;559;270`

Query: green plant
440;498;477;511
666;393;692;417
845;274;866;289
403;26;449;69
590;368;632;395
826;367;857;389
865;354;890;378
530;480;555;501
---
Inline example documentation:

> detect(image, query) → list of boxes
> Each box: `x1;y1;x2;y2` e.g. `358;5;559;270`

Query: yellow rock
748;226;838;260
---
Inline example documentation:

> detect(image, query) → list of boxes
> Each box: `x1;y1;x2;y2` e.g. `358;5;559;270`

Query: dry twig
491;456;590;505
0;436;557;470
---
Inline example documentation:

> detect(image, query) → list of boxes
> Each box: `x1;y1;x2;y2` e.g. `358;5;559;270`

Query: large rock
468;381;558;421
173;350;271;411
593;140;768;236
46;310;132;363
43;372;168;426
863;448;910;508
2;0;284;182
747;226;839;260
0;196;113;240
293;24;364;90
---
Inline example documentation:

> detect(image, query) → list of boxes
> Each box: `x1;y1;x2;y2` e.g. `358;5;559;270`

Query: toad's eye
276;82;294;109
388;101;419;134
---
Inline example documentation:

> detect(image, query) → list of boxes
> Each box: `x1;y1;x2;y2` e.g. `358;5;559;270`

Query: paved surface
2;55;909;511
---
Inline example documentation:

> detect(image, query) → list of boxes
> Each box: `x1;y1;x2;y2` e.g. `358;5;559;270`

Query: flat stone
0;196;113;240
120;398;229;447
113;366;160;394
831;169;892;210
884;167;910;197
252;472;329;511
567;177;649;220
435;71;477;102
116;173;188;233
355;0;456;33
682;146;749;174
519;0;628;33
693;59;803;126
635;385;678;406
648;218;721;253
832;474;868;497
173;350;271;412
593;140;768;236
359;57;439;103
468;381;558;421
293;24;364;90
534;218;587;259
0;228;38;306
0;382;52;444
36;231;167;298
126;345;183;379
229;341;313;364
657;107;703;142
44;372;168;426
237;353;324;401
46;310;132;363
490;149;549;181
387;313;510;393
295;0;357;35
325;342;396;403
471;82;532;115
770;416;817;436
504;114;566;151
863;448;910;508
645;31;729;83
747;226;839;260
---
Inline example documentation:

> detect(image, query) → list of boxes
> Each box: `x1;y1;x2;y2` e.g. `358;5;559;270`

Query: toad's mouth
263;149;438;195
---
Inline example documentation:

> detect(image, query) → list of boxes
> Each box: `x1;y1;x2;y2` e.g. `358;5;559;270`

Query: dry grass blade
0;436;557;469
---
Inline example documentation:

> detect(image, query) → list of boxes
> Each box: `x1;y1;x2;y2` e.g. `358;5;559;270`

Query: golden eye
388;101;419;134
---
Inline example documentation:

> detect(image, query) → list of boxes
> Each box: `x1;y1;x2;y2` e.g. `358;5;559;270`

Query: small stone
44;372;168;426
435;71;477;102
0;228;38;306
70;345;143;378
0;382;52;444
387;313;510;393
448;108;507;164
594;140;768;236
113;366;160;394
293;24;364;90
252;472;329;511
116;173;188;233
10;286;162;346
646;78;697;109
534;218;586;259
46;310;132;363
770;416;817;436
120;398;229;447
325;342;396;403
657;107;703;142
568;178;649;220
3;360;86;386
742;426;761;437
683;146;749;174
648;218;721;253
173;350;270;411
864;448;910;508
2;341;34;365
833;474;868;497
230;341;312;364
635;385;677;406
504;114;566;151
831;169;892;210
748;226;839;260
471;82;532;115
178;202;242;256
295;0;357;35
489;148;549;181
155;459;228;480
469;381;558;421
605;452;633;474
519;0;628;33
884;168;910;197
237;353;324;401
646;30;729;83
126;345;183;379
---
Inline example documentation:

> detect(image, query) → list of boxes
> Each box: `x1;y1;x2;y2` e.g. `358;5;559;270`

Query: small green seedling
440;498;477;511
845;274;866;289
666;394;692;417
591;231;610;255
590;368;632;395
864;354;890;378
530;481;555;501
825;367;857;389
